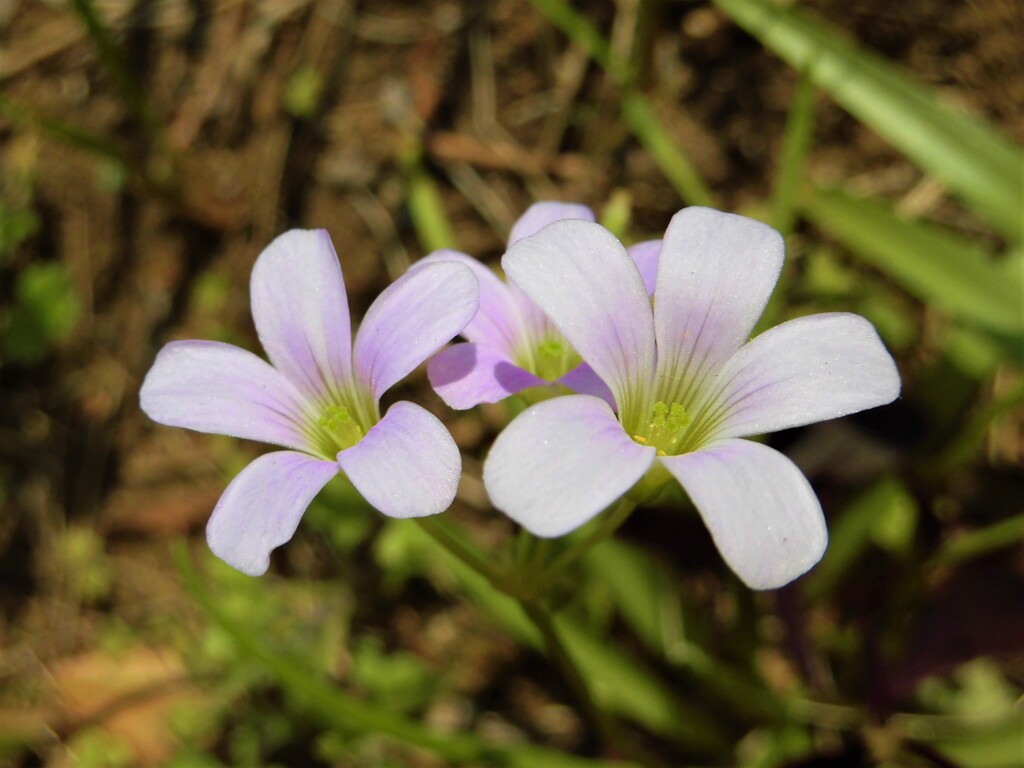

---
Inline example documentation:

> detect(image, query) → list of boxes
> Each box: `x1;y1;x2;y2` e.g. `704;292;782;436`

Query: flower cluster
141;205;899;588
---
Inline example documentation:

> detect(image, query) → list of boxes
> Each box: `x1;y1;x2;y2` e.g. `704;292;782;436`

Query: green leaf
394;522;728;751
2;263;80;364
283;67;324;118
714;0;1024;242
175;545;634;767
803;186;1022;338
0;202;39;256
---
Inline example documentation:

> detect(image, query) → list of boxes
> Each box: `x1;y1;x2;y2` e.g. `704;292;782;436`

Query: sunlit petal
353;262;479;400
484;396;656;537
206;451;339;576
654;208;783;405
140;340;312;451
660;439;827;590
250;229;353;401
503;220;655;416
338;401;461;518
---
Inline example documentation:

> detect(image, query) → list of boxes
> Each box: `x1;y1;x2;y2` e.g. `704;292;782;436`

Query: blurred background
0;0;1021;766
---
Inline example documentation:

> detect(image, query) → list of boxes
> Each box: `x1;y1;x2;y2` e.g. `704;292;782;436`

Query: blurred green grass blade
620;93;716;207
398;522;727;751
530;0;715;207
937;513;1024;567
68;0;162;141
175;544;630;768
805;476;917;601
583;541;783;724
400;141;458;253
714;0;1024;242
803;186;1023;337
771;69;816;236
175;546;489;763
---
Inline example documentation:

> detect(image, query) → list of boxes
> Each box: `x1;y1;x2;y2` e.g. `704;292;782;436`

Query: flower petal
206;451;339;576
660;439;827;589
556;362;616;409
502;220;655;417
353;261;479;400
711;313;901;439
627;239;661;295
507;201;595;245
416;250;524;354
483;395;656;537
337;401;461;518
140;340;313;451
250;229;353;401
654;208;784;405
427;342;545;409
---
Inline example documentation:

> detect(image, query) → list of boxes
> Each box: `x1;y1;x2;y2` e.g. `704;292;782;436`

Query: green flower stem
542;498;638;588
417;510;658;761
414;517;503;586
520;599;657;765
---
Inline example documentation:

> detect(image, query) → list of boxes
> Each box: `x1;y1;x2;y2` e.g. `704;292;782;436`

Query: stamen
632;400;692;455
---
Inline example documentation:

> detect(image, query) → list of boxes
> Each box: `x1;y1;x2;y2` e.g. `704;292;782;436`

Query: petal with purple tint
626;239;661;295
427;342;545;409
416;250;523;354
711;313;901;440
140;340;313;451
353;261;479;401
337;401;461;518
507;201;595;245
556;362;616;409
653;208;784;405
660;439;827;590
206;451;339;576
502;220;655;417
250;229;353;401
483;396;656;537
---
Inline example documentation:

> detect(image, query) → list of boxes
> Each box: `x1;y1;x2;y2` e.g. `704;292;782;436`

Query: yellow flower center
632;401;692;456
317;404;364;454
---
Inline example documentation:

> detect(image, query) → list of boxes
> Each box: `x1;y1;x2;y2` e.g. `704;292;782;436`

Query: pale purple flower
140;230;478;575
483;208;901;589
424;202;661;409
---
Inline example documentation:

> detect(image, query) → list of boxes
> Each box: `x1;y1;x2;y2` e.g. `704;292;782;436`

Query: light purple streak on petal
627;239;662;295
140;340;313;451
206;451;338;576
337;401;460;518
427;342;545;409
353;261;479;401
250;229;352;401
660;439;827;590
712;313;901;440
483;396;656;537
556;362;616;409
507;201;595;245
416;250;523;354
654;208;784;403
502;220;656;416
